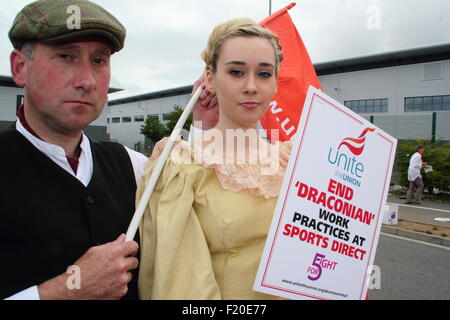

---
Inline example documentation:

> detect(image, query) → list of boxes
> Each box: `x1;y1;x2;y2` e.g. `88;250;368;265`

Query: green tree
422;141;450;193
140;105;192;145
140;115;166;143
163;105;193;133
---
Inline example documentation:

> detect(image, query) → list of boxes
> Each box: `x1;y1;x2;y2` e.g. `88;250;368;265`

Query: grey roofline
0;75;122;93
108;85;193;106
315;42;450;76
0;75;18;88
0;42;429;105
108;87;123;94
109;42;450;106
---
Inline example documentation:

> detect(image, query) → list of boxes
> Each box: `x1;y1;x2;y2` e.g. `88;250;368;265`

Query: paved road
387;196;450;211
387;196;450;227
369;233;450;300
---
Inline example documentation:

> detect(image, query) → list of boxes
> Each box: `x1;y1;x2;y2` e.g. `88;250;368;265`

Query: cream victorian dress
137;135;292;299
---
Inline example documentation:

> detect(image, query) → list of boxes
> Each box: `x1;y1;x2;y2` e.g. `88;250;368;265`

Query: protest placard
254;86;397;300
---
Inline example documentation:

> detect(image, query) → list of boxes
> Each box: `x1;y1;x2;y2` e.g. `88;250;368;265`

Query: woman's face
206;36;277;130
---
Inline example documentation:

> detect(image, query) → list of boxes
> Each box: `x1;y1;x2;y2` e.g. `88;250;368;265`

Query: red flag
259;3;322;142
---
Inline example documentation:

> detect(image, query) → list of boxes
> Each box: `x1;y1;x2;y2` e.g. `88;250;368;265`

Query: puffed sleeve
137;151;221;300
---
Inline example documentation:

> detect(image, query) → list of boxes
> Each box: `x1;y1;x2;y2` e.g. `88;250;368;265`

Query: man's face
21;40;111;135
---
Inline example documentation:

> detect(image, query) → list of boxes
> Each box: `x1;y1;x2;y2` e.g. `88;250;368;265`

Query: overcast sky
1;0;449;100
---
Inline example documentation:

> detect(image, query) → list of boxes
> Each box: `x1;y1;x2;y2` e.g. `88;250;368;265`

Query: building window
422;62;442;81
107;118;110;124
147;114;159;120
162;113;171;121
344;98;388;113
404;95;450;112
16;95;24;111
134;115;145;122
122;116;132;123
111;117;120;123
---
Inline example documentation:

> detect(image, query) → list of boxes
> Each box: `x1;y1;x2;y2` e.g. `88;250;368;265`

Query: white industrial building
317;43;450;142
107;43;450;150
0;76;26;130
107;86;193;149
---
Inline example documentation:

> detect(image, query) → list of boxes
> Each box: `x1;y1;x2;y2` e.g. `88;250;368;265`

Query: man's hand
192;74;219;130
37;234;139;300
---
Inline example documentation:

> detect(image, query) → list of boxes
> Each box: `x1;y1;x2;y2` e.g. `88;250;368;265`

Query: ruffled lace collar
176;136;292;199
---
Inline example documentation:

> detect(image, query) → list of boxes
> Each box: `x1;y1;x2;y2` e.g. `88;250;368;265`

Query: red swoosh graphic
338;142;364;155
358;127;375;138
338;127;375;156
341;136;366;144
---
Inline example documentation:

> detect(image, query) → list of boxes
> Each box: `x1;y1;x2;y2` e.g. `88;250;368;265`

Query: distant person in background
406;145;427;204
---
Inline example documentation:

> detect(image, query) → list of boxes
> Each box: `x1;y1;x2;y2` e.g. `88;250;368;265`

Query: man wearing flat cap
1;0;148;300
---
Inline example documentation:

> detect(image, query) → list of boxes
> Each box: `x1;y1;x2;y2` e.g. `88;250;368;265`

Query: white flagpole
125;86;202;241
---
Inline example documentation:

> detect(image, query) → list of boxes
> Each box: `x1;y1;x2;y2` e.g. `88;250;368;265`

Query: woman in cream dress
137;18;292;300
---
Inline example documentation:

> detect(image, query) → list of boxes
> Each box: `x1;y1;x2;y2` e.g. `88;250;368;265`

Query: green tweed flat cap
8;0;126;53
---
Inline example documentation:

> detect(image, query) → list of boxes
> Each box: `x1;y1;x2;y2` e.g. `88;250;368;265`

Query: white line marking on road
381;232;450;250
387;202;450;213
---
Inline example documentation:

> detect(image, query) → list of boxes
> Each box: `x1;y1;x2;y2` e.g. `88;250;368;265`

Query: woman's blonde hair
201;18;283;75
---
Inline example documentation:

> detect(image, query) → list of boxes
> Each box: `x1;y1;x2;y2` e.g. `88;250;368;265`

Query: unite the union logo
327;127;375;186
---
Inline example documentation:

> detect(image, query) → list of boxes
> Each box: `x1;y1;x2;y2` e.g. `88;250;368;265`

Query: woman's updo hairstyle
201;18;283;75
